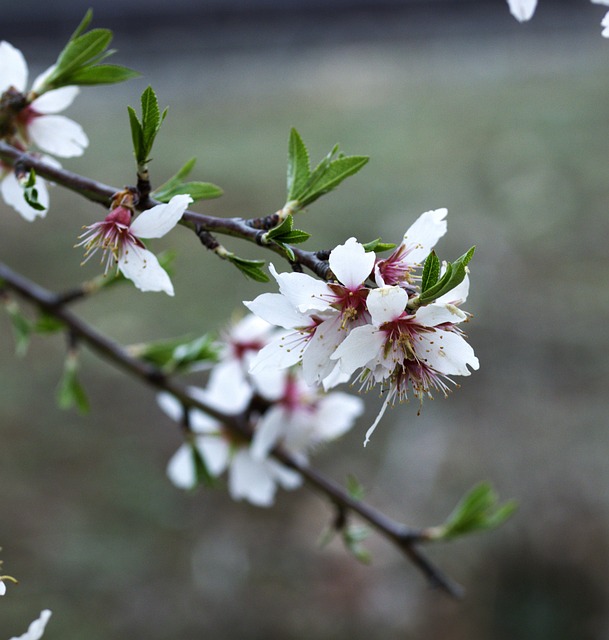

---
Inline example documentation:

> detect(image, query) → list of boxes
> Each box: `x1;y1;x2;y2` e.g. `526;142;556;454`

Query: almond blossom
245;237;376;387
77;193;192;295
331;278;478;445
506;0;537;22
0;41;88;158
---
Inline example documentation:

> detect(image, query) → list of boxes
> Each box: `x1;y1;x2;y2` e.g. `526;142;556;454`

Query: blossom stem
0;258;463;599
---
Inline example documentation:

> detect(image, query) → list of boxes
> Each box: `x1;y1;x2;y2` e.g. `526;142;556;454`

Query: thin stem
0;260;462;598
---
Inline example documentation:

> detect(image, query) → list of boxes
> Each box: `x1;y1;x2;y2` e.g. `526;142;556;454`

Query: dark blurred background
2;1;609;638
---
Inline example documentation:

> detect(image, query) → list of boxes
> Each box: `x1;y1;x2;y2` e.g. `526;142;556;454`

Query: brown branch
0;259;463;598
0;142;331;280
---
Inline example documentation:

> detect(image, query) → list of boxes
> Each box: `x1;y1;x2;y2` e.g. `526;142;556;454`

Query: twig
0;260;463;598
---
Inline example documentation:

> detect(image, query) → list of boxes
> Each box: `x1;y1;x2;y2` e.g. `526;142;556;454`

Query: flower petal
414;329;479;376
27;115;88;158
197;436;230;476
118;245;174;295
402;208;447;265
331;325;385;375
301;316;346;385
1;172;48;221
31;86;79;113
314;392;364;440
167;444;197;489
229;450;276;507
366;286;408;326
269;264;333;313
244;292;311;329
9;610;52;640
251;407;284;460
506;0;538;22
329;237;375;289
0;41;28;92
129;194;192;239
248;334;306;373
415;302;466;327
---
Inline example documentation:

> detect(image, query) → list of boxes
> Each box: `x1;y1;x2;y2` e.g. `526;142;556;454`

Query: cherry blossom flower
9;610;52;640
246;237;376;387
77;194;192;295
374;208;447;288
331;279;478;445
0;41;88;158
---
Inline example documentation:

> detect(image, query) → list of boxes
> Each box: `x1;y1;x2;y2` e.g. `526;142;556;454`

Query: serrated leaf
127;106;143;161
421;251;441;292
266;214;294;240
274;242;295;262
298;156;369;207
287;128;311;201
431;482;517;541
22;170;46;212
417;246;476;306
279;229;310;244
155;182;223;203
229;256;269;282
56;353;89;414
342;525;371;564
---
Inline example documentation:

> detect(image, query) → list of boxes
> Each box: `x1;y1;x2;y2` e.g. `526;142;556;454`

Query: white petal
602;11;609;37
31;64;56;93
244;292;310;329
268;459;302;490
321;361;352;390
188;409;221;434
0;581;6;595
157;392;184;422
367;286;408;326
230;314;273;342
331;325;385;375
0;41;28;92
329;237;375;289
31;86;79;113
9;610;52;640
229;450;276;507
402;208;448;265
313;392;364;441
130;194;192;239
118;244;174;295
249;334;306;373
507;0;538;21
197;436;230;476
204;361;253;414
592;0;609;6
415;303;466;327
269;264;333;313
167;444;197;489
301;317;346;385
27;115;88;157
415;330;479;376
1;172;47;221
251;407;285;460
435;273;470;306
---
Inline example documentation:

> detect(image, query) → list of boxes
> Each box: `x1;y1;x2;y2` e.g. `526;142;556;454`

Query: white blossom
9;610;52;640
0;41;88;158
77;194;192;295
506;0;538;22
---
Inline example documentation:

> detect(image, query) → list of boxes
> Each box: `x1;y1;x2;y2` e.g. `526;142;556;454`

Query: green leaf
287;128;311;201
127;106;143;162
56;352;90;414
191;442;216;488
4;299;31;357
298;155;369;207
346;474;365;501
266;214;294;240
34;313;64;334
361;238;396;253
228;256;269;282
417;246;476;306
129;333;220;373
66;64;140;85
429;482;517;541
128;86;167;166
154;181;223;204
22;170;46;212
265;215;310;255
421;251;441;293
342;525;371;564
69;8;94;40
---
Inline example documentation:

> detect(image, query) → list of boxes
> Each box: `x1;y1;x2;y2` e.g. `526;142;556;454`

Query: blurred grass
2;18;609;640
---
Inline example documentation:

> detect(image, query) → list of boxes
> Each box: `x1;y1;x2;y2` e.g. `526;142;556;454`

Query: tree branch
0;259;463;598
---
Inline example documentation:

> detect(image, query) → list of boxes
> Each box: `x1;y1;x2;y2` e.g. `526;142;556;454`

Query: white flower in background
251;373;364;462
592;0;609;36
0;155;60;221
0;42;88;158
246;237;375;388
77;194;192;295
506;0;538;22
0;580;5;596
332;278;478;445
374;208;447;288
9;610;52;640
158;364;301;507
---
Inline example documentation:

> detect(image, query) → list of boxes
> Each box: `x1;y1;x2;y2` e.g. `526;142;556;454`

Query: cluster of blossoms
0;41;88;220
507;0;609;35
158;314;364;507
245;209;479;445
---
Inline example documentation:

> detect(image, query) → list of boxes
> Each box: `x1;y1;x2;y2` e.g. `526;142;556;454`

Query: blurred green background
2;2;609;638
